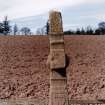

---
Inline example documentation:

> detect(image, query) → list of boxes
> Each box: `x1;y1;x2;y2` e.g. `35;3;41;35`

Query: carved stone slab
49;11;63;34
49;11;66;70
50;49;66;70
48;11;69;105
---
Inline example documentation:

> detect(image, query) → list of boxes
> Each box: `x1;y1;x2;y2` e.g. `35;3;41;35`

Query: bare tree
20;27;31;35
13;24;18;35
46;20;49;35
86;26;93;35
2;16;11;35
98;22;105;35
36;27;46;35
0;23;4;34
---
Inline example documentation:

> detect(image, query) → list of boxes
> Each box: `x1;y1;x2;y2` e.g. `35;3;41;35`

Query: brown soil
0;35;105;100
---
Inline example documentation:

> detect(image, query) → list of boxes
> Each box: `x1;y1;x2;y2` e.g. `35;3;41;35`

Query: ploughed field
0;35;105;101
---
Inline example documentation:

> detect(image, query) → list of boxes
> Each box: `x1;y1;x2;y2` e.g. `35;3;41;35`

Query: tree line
45;21;105;35
0;16;105;35
64;22;105;35
0;16;32;35
0;16;11;35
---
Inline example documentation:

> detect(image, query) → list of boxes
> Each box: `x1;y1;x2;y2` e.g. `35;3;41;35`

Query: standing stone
49;11;66;70
48;11;69;105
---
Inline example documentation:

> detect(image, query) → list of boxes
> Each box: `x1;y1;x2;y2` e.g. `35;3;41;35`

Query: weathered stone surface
50;42;64;50
49;34;64;43
49;70;68;105
48;10;69;105
48;10;66;70
50;50;66;70
49;91;68;105
50;70;66;79
49;11;63;34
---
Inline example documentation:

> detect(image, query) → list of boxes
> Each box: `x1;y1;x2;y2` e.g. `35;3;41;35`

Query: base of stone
0;100;104;105
0;99;47;105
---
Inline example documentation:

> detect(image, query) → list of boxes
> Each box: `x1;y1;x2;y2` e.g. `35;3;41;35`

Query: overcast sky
0;0;105;30
0;0;105;20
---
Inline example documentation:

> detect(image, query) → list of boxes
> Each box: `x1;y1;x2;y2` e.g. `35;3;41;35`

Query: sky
0;0;105;31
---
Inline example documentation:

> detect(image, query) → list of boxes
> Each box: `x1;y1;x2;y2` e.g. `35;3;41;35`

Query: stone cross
47;10;69;105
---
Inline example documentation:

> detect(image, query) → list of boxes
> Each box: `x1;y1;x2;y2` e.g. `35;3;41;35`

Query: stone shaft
48;11;69;105
49;11;66;70
49;70;68;105
49;11;63;34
